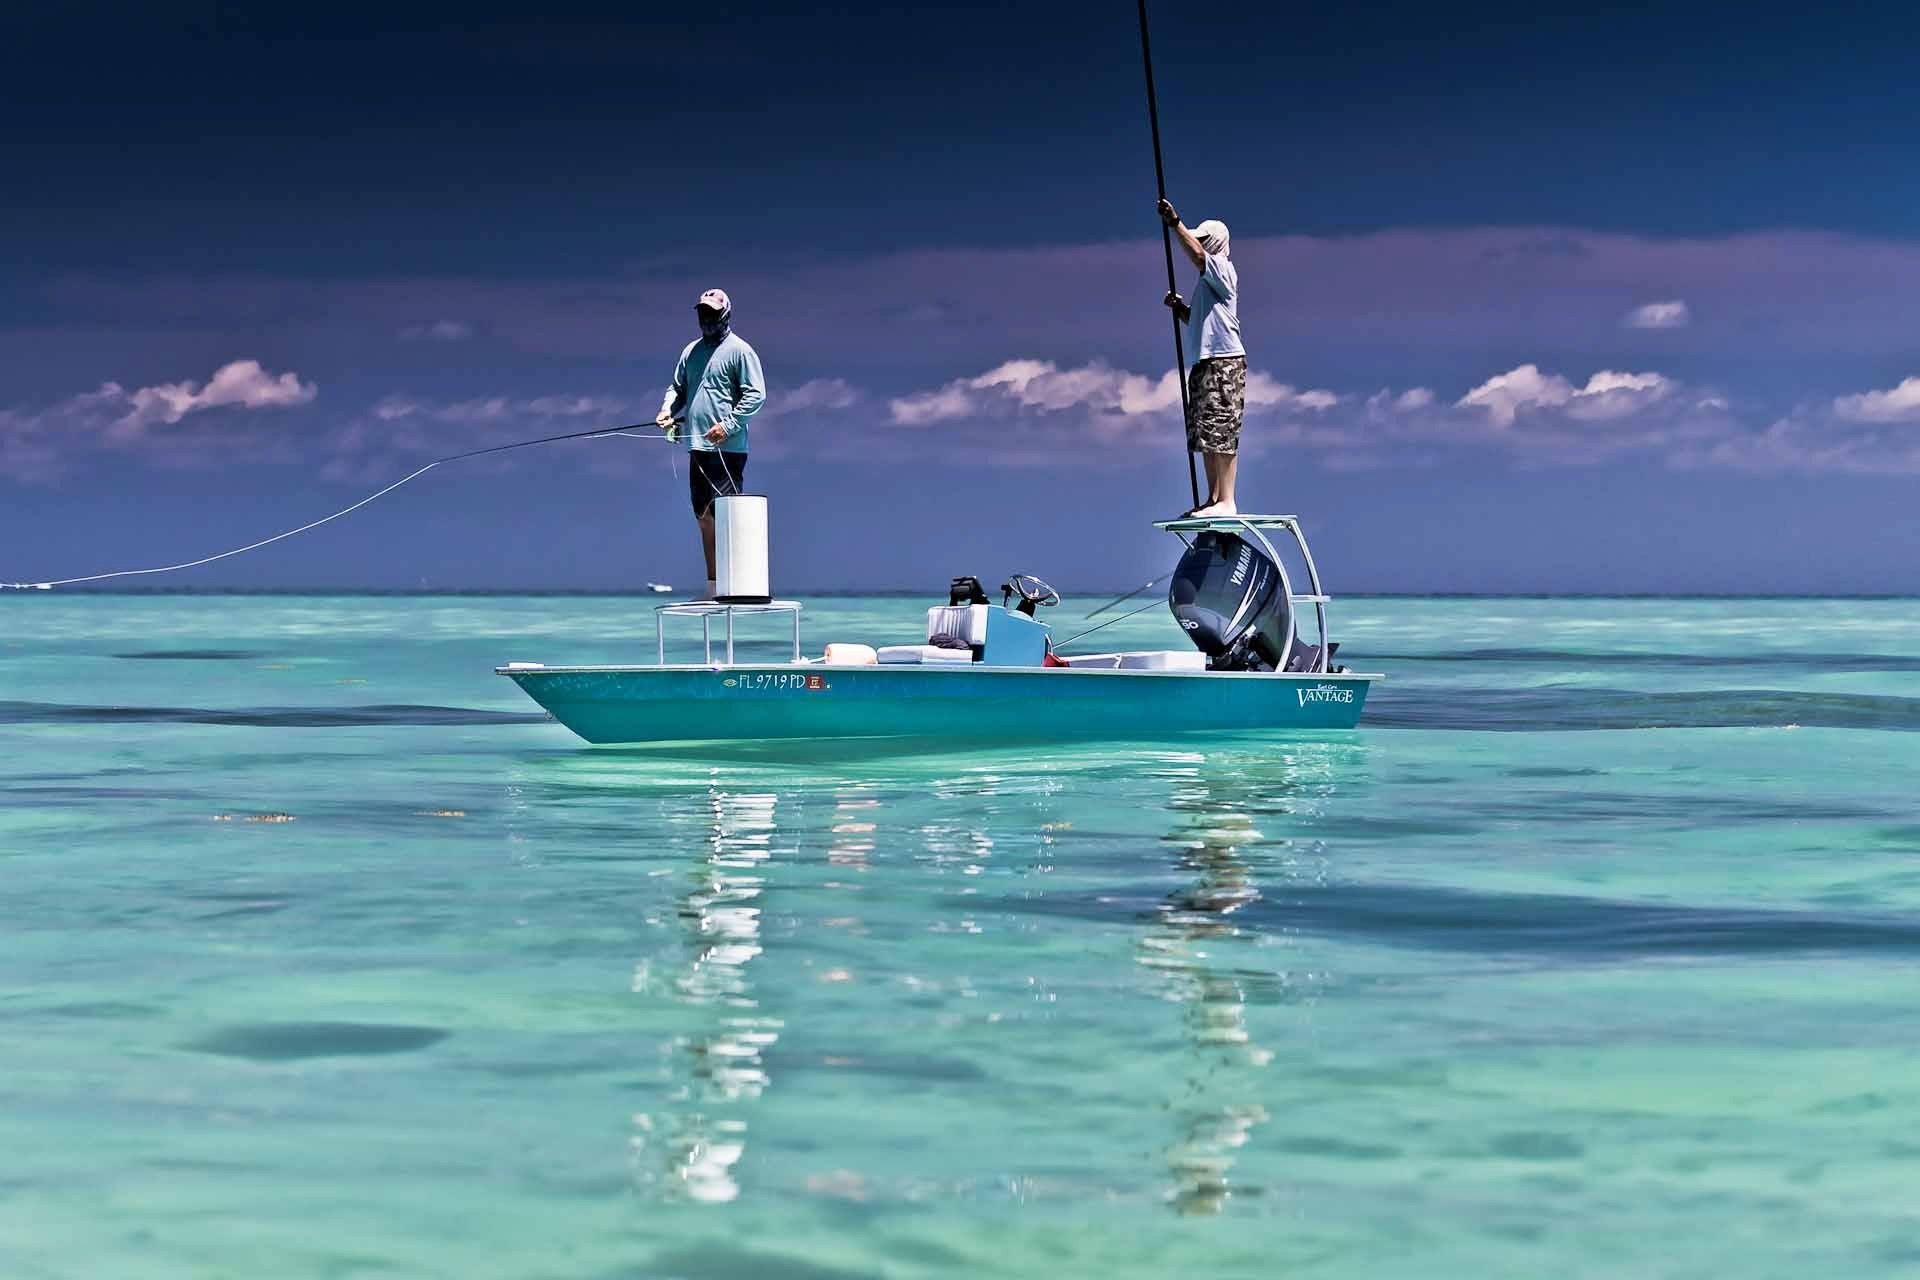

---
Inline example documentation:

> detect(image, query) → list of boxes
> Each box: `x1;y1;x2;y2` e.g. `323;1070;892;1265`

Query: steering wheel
1002;574;1061;616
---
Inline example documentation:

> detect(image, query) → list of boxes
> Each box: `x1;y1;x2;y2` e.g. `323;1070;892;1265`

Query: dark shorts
689;450;748;517
1186;355;1247;455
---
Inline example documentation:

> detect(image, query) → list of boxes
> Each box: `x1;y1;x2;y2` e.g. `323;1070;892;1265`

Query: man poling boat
1159;200;1245;518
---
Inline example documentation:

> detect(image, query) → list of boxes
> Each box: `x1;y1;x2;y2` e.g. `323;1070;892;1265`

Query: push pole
1137;0;1202;511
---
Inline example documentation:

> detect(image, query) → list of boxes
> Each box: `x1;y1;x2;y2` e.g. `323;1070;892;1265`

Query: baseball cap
696;288;731;315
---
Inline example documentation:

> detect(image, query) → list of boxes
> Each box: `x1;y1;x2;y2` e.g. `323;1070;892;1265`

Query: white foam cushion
821;643;878;665
877;644;975;665
1116;650;1206;671
1057;650;1204;670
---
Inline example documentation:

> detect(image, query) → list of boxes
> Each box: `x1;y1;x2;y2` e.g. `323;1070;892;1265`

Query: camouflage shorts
1186;356;1247;455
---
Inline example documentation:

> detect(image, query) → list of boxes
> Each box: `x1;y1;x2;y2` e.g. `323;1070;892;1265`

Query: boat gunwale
496;662;1383;682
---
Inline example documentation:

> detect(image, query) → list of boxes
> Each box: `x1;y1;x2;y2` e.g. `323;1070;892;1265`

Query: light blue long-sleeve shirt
662;331;766;452
1187;253;1244;361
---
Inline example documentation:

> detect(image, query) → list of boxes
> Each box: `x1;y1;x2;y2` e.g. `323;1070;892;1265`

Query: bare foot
1188;500;1238;518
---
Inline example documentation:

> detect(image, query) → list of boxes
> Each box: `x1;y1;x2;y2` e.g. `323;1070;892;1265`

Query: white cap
697;288;731;315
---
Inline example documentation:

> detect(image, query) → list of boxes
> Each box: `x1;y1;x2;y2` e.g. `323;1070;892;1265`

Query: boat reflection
632;786;783;1204
1137;747;1333;1215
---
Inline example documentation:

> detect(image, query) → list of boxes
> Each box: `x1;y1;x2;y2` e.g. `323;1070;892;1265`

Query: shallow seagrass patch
184;1021;449;1061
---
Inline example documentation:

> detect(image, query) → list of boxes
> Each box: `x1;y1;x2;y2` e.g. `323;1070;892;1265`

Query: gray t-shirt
1187;252;1244;361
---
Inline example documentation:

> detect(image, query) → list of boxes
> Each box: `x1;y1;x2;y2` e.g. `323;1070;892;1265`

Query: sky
3;0;1919;594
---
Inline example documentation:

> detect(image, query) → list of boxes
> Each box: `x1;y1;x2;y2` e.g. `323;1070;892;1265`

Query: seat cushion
877;644;975;665
1116;650;1205;671
1057;650;1205;671
926;604;988;647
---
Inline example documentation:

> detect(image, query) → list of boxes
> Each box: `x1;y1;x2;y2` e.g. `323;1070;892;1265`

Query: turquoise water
5;595;1920;1278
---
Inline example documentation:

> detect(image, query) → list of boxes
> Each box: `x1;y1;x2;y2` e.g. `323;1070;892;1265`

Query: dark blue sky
4;0;1919;592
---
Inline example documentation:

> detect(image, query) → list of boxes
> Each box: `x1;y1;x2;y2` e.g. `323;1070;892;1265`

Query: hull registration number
722;673;830;693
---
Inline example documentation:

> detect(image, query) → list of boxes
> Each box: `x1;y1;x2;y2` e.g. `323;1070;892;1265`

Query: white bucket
714;495;770;602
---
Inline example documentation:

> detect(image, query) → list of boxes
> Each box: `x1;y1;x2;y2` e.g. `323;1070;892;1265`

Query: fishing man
1158;199;1244;518
655;288;766;599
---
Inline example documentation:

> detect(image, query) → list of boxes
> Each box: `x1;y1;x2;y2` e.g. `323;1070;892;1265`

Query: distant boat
646;583;673;594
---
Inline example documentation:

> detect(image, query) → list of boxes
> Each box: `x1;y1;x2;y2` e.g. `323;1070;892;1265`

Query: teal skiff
498;516;1379;746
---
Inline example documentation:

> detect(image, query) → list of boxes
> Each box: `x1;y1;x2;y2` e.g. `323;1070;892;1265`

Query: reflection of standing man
655;289;766;599
1141;763;1273;1216
634;787;782;1205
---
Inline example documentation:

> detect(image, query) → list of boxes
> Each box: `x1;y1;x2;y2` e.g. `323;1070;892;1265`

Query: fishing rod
1056;596;1166;650
1;420;673;590
1081;570;1173;619
1137;0;1201;511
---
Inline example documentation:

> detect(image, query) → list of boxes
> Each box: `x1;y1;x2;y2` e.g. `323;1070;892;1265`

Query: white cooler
714;495;770;603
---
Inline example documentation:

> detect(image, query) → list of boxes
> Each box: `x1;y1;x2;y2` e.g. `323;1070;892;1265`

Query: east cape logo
1296;683;1354;707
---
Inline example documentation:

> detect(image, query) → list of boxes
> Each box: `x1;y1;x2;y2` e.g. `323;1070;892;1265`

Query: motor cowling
1168;532;1295;671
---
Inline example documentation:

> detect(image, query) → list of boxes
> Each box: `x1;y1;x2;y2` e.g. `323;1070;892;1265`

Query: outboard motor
1169;532;1296;671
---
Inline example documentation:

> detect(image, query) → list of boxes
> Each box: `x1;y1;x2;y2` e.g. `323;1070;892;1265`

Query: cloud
0;359;317;480
888;383;974;427
31;229;1920;418
321;389;653;484
1623;300;1690;329
24;226;1920;482
333;381;861;478
1562;370;1676;421
1832;376;1920;424
1363;388;1432;418
373;395;503;424
869;356;1735;471
525;394;631;418
1456;364;1572;426
13;342;1920;492
1677;372;1920;473
890;359;1177;426
106;359;316;436
400;320;473;342
1673;412;1920;475
371;392;634;427
774;378;859;414
888;359;1335;435
1457;365;1672;427
0;409;61;483
0;348;1871;488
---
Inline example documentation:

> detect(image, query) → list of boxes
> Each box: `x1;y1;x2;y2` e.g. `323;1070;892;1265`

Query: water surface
3;595;1917;1278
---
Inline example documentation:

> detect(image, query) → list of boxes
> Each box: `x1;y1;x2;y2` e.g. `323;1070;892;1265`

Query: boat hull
499;663;1375;745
